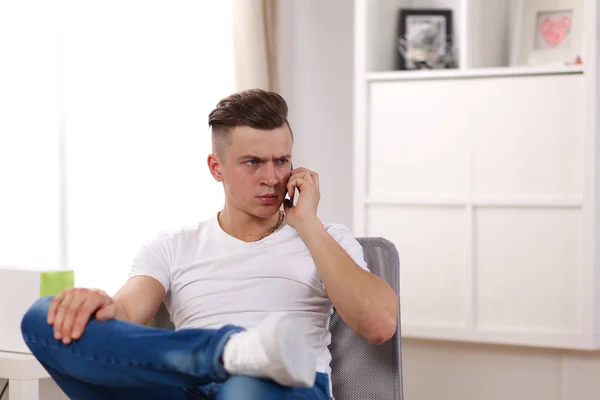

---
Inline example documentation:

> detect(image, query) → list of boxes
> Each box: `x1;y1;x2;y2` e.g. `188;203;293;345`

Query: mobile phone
285;163;295;208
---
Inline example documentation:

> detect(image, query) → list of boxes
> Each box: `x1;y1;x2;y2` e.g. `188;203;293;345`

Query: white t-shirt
128;214;369;391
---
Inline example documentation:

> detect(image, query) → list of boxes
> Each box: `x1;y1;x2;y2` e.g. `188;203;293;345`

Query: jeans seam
23;335;197;374
206;382;217;396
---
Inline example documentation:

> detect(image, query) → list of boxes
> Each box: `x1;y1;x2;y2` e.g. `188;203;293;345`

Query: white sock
222;314;317;387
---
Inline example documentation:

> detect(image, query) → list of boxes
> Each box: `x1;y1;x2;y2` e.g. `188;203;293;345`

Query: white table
0;351;49;400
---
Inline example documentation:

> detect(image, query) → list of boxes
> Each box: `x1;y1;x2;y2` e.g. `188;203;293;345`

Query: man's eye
246;160;258;166
277;159;289;165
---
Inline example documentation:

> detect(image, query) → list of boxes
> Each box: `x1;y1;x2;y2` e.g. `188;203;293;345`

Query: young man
21;89;399;400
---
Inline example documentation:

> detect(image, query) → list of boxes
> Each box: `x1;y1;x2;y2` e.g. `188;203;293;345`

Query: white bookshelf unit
354;0;600;349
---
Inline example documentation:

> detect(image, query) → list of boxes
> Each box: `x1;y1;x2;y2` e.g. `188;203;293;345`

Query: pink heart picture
540;15;572;47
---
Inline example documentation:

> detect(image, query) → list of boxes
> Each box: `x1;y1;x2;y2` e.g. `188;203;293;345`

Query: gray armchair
149;237;403;400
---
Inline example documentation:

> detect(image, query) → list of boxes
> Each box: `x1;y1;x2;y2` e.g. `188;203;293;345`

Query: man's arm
115;229;172;325
112;275;166;325
284;167;399;345
297;221;398;344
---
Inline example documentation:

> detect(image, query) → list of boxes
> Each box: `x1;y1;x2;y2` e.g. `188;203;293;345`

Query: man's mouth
258;194;279;203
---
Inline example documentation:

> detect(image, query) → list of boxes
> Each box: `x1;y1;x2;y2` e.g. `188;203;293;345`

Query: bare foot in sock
221;314;317;387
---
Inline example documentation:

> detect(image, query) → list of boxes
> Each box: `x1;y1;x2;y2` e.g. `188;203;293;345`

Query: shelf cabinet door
365;72;593;349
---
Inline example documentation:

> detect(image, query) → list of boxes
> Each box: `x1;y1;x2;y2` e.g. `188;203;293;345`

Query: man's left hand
284;167;321;229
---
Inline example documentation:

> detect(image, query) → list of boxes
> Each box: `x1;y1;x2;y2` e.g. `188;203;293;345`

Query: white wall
276;1;600;399
403;338;600;400
277;0;355;229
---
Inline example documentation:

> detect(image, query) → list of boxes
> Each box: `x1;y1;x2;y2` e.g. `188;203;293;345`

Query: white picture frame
511;0;583;66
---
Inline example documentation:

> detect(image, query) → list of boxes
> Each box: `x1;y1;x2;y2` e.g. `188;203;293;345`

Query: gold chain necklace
218;209;284;242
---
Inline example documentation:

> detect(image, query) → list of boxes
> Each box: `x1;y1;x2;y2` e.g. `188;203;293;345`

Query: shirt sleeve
325;224;370;272
127;230;172;297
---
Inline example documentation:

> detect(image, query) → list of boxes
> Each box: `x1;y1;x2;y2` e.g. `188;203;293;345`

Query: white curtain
233;0;279;91
0;1;235;296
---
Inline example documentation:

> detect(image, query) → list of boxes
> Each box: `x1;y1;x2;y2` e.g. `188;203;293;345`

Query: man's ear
207;153;224;182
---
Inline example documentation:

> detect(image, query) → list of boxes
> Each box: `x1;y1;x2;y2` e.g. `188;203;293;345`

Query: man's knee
21;296;53;337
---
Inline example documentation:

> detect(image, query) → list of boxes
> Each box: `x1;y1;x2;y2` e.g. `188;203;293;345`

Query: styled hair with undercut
208;89;293;155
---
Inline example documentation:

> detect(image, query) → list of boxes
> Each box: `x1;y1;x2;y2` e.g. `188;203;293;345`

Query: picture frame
511;0;583;66
396;9;456;70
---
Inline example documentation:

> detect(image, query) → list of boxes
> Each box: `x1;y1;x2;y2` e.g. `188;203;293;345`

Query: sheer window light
1;1;235;296
0;1;62;270
65;1;234;295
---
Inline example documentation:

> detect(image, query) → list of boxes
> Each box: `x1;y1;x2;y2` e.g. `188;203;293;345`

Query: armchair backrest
328;237;403;400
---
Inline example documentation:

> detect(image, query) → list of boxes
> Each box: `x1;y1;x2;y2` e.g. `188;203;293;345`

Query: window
0;1;62;270
1;1;234;296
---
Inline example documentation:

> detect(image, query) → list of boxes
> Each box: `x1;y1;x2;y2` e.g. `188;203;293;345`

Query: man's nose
262;163;279;186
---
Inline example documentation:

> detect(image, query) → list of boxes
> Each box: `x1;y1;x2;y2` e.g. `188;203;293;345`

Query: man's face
213;124;293;219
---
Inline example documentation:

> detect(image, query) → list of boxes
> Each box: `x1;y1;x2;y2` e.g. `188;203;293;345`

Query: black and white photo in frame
397;9;456;70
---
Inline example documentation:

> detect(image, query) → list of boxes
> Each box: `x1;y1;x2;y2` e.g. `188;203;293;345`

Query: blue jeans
21;297;330;400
